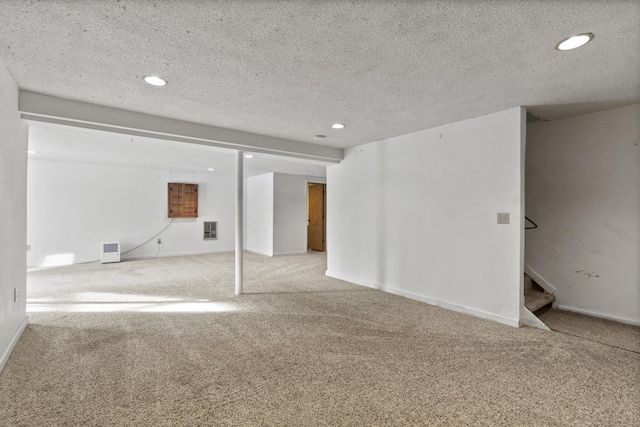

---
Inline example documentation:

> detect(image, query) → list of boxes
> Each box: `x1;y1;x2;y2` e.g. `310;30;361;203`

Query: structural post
235;150;244;295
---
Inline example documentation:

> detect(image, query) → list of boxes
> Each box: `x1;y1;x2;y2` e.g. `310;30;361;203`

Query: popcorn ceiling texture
0;251;638;425
0;1;639;149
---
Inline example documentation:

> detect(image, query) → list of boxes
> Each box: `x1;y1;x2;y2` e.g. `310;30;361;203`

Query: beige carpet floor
1;251;638;426
537;307;640;353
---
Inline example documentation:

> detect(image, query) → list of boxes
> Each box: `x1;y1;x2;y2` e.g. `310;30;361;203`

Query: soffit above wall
26;121;329;178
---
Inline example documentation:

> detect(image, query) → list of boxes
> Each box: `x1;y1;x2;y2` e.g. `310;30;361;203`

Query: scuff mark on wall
574;270;600;279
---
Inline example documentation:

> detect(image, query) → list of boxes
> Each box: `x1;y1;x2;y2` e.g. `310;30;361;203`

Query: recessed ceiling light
244;154;254;159
331;123;345;129
555;33;594;51
207;168;216;171
27;150;37;154
143;75;167;86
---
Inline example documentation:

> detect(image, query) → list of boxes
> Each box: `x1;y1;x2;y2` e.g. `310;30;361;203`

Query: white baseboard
122;248;235;261
0;317;28;373
246;249;273;257
325;270;520;328
557;304;640;326
273;251;307;257
524;264;557;294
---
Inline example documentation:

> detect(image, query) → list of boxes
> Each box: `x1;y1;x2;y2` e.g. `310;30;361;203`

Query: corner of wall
0;56;29;372
0;318;28;373
518;106;527;325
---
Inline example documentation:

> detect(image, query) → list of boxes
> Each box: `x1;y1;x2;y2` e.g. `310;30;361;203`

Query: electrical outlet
497;213;510;224
27;244;31;251
157;238;162;244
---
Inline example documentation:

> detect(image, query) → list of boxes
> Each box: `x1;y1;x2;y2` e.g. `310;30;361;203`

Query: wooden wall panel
168;183;198;218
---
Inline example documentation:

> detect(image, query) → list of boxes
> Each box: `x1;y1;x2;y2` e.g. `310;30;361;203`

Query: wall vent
204;222;217;240
100;241;121;264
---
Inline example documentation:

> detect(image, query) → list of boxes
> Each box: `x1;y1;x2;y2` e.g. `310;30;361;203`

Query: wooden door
308;184;326;251
182;184;198;218
168;183;184;217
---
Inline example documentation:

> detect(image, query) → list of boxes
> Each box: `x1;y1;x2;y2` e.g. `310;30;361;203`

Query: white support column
235;150;244;295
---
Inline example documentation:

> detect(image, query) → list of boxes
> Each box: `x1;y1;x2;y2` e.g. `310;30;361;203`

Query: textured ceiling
1;0;639;151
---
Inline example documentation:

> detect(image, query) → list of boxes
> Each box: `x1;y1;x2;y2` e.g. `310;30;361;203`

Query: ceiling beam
19;91;343;164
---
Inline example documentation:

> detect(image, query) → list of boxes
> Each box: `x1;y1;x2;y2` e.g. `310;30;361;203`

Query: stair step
524;273;533;292
525;288;555;312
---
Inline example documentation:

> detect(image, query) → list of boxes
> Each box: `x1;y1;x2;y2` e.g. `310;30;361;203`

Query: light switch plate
497;213;510;224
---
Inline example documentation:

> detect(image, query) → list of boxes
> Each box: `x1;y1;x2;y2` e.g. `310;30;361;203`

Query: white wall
27;160;237;267
526;104;640;325
246;173;274;256
273;174;308;256
246;173;319;257
327;108;525;327
0;57;28;371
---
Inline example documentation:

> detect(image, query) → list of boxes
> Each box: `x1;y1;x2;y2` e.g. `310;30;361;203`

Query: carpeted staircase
524;273;555;313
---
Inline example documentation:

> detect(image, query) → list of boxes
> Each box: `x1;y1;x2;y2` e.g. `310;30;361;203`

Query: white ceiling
1;1;639;170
